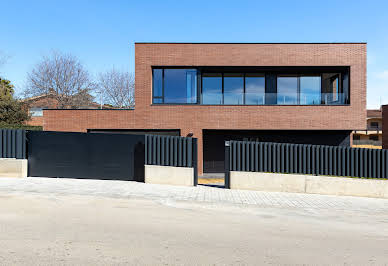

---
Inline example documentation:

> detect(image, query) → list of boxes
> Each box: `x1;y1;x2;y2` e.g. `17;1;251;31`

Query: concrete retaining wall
145;165;194;186
230;171;388;199
0;159;28;178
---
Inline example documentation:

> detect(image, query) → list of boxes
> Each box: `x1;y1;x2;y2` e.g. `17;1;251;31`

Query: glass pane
277;76;298;105
224;73;244;105
245;74;265;105
153;69;163;97
186;70;197;103
202;73;222;104
321;73;344;104
300;76;321;105
153;98;163;104
331;76;339;101
164;69;197;103
29;107;43;117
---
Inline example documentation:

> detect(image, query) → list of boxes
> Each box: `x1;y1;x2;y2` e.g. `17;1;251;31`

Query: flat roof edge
135;42;367;44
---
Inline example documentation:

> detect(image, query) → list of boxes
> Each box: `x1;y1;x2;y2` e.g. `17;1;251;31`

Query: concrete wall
230;171;388;199
145;165;194;186
0;159;28;178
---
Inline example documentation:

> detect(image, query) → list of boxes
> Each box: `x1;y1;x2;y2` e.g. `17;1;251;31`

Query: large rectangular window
152;68;197;104
245;74;265;105
202;73;223;104
153;67;349;105
277;76;298;105
223;73;244;105
300;76;321;105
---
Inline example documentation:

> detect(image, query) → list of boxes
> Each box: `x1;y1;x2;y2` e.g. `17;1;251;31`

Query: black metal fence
225;141;388;187
28;131;145;181
0;129;26;159
145;135;198;185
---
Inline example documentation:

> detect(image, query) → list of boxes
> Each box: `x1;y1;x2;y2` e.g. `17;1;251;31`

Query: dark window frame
152;67;199;105
152;66;350;106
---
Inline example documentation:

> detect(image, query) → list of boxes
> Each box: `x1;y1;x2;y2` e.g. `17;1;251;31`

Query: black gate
27;131;145;181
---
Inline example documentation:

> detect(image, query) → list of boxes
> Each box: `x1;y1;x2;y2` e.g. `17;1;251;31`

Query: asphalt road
0;178;388;265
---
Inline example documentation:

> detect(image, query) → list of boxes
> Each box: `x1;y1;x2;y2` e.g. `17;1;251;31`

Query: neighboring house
22;93;107;127
43;43;366;175
352;109;382;149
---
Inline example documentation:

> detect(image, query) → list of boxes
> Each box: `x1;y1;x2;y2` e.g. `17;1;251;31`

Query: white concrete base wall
230;171;305;193
145;165;194;186
230;171;388;199
0;159;28;178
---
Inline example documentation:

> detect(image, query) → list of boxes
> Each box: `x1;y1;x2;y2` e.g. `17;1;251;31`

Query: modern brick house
44;43;367;175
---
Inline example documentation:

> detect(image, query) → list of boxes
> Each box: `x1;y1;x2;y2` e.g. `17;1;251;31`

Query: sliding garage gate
27;131;145;181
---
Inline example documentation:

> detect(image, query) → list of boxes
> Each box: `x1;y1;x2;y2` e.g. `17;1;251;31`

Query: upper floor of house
135;43;366;110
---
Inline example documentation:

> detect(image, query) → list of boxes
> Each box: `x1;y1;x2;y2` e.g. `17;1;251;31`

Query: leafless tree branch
98;68;134;108
25;51;95;108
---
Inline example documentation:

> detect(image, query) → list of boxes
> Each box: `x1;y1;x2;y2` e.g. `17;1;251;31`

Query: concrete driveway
0;177;388;265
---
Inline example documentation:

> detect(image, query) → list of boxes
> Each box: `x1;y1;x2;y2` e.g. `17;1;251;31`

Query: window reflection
245;74;265;105
277;76;298;105
202;73;222;104
153;68;348;105
300;76;321;105
164;69;197;103
224;73;244;105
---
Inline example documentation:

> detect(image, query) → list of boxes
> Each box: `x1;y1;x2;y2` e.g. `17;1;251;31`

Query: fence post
193;138;198;186
225;141;230;189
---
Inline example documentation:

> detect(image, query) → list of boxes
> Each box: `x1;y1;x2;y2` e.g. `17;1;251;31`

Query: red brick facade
44;43;367;174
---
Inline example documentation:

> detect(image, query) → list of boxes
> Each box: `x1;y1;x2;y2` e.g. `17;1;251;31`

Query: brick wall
44;43;367;174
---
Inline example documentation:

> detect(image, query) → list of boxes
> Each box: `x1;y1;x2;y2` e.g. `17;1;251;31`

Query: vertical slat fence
0;129;26;159
145;135;198;185
227;140;387;179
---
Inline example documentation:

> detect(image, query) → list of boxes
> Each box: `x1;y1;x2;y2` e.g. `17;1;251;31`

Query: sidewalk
1;177;388;214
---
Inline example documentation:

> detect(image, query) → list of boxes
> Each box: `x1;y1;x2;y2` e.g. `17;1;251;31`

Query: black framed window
152;68;197;104
300;76;321;105
223;73;244;105
370;122;379;129
277;76;298;105
152;69;163;103
321;73;344;104
202;73;222;104
245;73;265;105
152;67;349;106
277;75;321;105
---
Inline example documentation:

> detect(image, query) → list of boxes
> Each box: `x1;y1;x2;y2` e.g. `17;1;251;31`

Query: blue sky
1;0;387;108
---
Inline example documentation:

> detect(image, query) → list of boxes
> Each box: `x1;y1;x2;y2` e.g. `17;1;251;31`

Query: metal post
193;138;198;186
225;141;231;189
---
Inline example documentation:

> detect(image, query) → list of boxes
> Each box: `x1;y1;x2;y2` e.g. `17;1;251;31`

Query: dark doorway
203;129;351;173
27;131;145;181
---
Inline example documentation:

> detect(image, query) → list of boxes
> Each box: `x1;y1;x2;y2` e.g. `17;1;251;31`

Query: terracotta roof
367;109;382;118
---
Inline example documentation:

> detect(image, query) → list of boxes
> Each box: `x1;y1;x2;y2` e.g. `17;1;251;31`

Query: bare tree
25;51;95;108
98;68;134;108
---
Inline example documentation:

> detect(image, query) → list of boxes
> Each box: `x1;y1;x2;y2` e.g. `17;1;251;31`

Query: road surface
0;177;388;265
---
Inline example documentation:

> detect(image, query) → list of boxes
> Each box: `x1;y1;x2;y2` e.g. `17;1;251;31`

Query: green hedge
0;123;42;131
